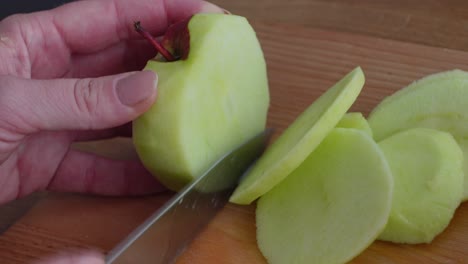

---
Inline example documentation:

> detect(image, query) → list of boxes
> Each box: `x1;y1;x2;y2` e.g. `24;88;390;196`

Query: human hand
0;0;223;204
0;0;223;262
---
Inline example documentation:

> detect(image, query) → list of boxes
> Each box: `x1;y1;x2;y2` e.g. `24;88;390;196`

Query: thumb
0;70;157;134
32;251;105;264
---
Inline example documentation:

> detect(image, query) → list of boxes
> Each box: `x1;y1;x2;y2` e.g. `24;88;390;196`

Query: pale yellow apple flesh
230;67;365;204
133;14;269;191
336;112;372;136
377;128;463;244
256;128;393;264
368;70;468;200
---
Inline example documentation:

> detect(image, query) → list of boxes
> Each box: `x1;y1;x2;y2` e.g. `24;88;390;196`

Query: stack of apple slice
368;70;468;202
230;68;467;263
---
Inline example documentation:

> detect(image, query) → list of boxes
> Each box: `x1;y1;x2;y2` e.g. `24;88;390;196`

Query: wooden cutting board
1;21;468;263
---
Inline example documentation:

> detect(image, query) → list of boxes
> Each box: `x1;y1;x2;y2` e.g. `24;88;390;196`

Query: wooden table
1;1;468;263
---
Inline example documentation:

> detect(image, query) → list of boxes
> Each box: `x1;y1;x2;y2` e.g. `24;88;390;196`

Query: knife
105;129;272;264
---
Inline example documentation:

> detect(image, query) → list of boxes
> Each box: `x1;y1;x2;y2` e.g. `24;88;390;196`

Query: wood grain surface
212;0;468;52
1;1;468;263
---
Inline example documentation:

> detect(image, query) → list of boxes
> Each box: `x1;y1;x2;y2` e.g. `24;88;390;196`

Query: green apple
230;67;365;204
377;128;463;244
368;69;468;200
133;14;269;191
336;112;372;136
256;128;393;264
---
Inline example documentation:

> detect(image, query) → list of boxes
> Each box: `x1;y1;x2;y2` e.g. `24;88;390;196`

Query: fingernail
116;71;157;106
223;9;231;14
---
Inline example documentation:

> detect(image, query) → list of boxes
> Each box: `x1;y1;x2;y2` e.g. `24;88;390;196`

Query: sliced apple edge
229;67;365;205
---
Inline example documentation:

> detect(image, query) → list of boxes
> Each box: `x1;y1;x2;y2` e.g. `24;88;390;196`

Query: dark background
1;0;74;20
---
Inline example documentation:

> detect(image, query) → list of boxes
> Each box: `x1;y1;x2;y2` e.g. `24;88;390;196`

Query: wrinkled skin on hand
0;0;223;263
0;0;222;205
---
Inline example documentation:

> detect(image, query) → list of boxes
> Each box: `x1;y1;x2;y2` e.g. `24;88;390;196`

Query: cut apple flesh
336;112;372;136
367;70;468;200
133;14;269;190
230;67;365;204
369;70;468;140
377;128;463;244
256;128;393;264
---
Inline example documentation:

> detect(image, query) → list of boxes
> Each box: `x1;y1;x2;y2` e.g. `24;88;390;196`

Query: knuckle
0;14;29;59
0;76;19;111
0;15;22;34
73;78;102;120
0;75;33;134
1;14;24;25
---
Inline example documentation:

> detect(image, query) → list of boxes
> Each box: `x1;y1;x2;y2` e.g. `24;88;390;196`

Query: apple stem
134;21;176;62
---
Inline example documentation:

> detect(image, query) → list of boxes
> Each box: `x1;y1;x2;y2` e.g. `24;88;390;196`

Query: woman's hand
0;0;223;262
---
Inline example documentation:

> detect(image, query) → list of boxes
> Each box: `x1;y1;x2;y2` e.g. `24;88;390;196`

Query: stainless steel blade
106;130;271;264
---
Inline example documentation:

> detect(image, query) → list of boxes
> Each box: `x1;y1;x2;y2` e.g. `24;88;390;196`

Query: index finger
0;0;222;78
45;0;222;53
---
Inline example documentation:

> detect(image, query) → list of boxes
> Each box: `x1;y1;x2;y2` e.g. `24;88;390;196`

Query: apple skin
160;17;191;60
133;14;270;191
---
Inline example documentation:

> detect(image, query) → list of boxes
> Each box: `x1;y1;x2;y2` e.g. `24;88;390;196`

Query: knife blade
106;129;271;264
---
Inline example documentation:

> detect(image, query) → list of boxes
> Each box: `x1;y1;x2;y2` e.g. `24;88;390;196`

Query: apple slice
377;128;463;244
336;112;372;136
230;67;365;204
133;14;270;190
256;128;393;264
367;70;468;200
